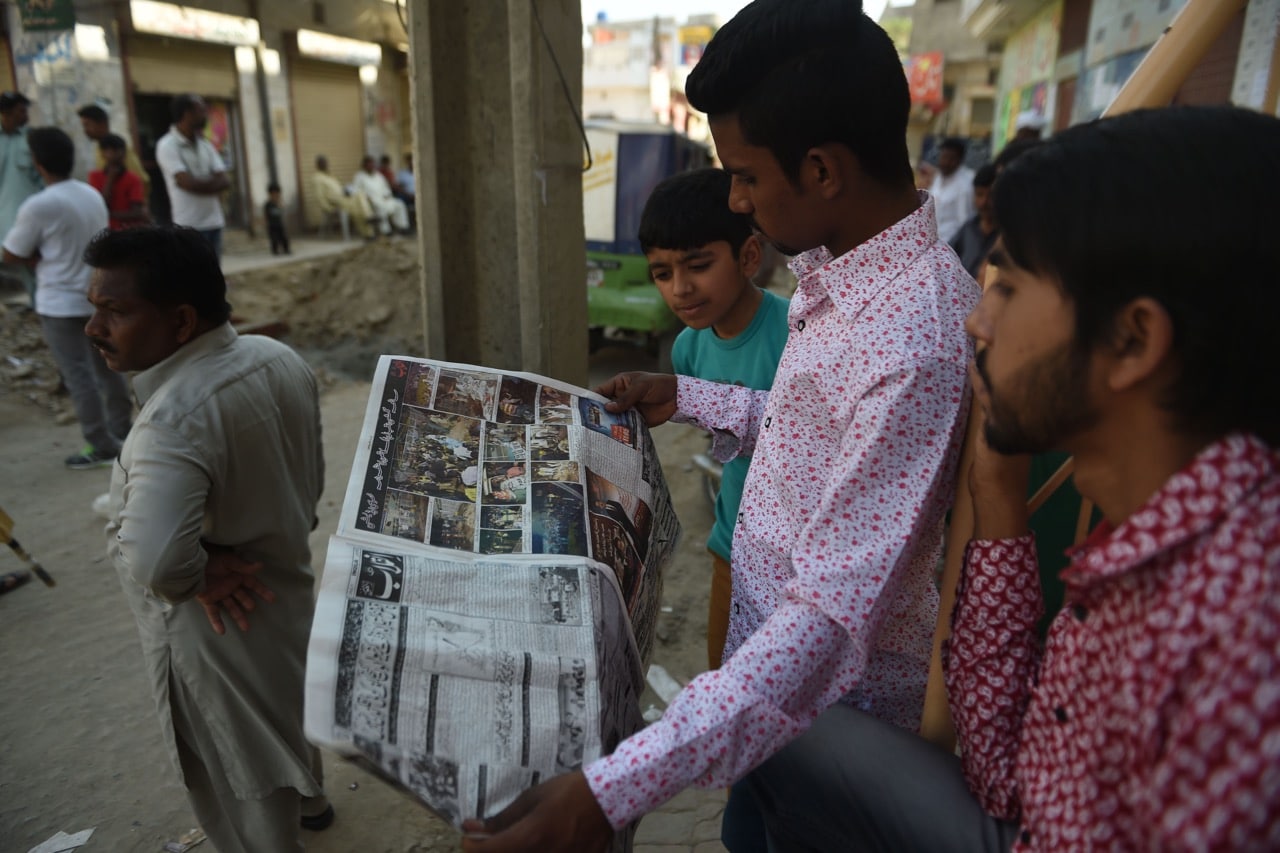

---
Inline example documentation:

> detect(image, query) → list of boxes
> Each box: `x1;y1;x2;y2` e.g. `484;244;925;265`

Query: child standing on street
639;167;789;670
88;134;148;231
264;182;290;255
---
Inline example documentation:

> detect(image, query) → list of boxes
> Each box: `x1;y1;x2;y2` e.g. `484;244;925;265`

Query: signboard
18;0;75;32
582;128;619;245
678;25;713;67
297;29;382;67
905;52;945;107
130;0;259;46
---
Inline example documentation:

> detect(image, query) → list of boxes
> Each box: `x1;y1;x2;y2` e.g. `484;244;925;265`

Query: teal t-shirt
672;289;790;562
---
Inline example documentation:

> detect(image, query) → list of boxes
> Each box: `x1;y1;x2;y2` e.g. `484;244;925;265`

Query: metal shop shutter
127;37;237;98
291;58;364;230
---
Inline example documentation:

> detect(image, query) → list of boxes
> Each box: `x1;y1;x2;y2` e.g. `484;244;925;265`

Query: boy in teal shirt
638;168;789;669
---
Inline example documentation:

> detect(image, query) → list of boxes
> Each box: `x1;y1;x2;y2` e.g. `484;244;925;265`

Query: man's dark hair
994;138;1042;172
0;91;30;112
939;137;967;157
27;127;74;178
379;155;392;165
685;0;911;188
267;181;281;193
77;104;108;124
99;133;126;152
973;163;997;188
639;168;753;256
84;226;231;325
993;106;1280;445
170;93;201;124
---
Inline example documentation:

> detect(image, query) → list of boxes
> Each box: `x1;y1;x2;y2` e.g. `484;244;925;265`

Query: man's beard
976;339;1099;455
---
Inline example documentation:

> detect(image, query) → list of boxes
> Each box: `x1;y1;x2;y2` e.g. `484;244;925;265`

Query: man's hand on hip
197;546;274;635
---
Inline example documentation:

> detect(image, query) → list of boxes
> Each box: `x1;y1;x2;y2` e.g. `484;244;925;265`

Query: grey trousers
745;704;1020;853
38;315;133;455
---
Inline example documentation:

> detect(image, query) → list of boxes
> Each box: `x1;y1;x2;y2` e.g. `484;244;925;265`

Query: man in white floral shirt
461;1;978;850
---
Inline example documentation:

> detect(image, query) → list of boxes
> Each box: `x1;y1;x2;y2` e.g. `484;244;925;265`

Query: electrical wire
531;0;593;172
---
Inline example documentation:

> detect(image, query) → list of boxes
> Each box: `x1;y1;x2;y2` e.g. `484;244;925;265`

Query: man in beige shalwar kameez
90;225;332;852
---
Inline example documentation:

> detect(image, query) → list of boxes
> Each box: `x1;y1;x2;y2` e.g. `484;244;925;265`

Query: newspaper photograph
306;355;675;837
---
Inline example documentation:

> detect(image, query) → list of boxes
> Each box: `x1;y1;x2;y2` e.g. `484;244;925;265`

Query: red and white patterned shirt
586;194;978;826
947;433;1280;850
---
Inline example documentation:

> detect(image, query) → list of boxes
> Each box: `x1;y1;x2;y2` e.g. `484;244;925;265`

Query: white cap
461;466;478;486
1016;110;1047;132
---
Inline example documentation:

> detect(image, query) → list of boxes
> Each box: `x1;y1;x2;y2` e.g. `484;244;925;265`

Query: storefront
125;0;257;226
994;0;1062;147
288;28;380;229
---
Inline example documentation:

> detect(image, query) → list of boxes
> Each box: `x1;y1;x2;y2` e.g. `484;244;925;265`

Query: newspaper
306;356;680;836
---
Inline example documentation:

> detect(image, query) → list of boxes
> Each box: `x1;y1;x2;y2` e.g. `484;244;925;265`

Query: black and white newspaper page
306;356;674;838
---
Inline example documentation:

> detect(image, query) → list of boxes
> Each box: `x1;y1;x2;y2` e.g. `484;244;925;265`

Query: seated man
310;155;372;239
746;106;1280;850
351;155;410;236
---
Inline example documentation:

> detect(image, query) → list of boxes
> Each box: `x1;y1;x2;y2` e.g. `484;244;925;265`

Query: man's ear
804;144;847;200
172;304;201;345
1104;297;1175;393
738;234;763;281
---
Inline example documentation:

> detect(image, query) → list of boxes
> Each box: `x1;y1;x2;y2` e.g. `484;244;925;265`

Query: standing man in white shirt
351;155;409;236
155;94;229;258
2;126;131;469
929;136;975;244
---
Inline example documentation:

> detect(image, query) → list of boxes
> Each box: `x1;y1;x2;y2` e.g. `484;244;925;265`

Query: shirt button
737;512;744;523
764;416;771;428
796;320;806;331
1072;603;1087;622
1054;706;1068;723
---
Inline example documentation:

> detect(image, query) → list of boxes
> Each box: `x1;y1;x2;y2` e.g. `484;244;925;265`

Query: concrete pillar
406;0;588;386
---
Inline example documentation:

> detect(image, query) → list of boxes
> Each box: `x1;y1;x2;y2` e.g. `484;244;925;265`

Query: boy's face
269;190;281;202
103;147;125;167
647;237;760;335
711;115;819;257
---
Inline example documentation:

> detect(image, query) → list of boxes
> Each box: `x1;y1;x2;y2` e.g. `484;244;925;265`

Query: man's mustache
89;337;115;354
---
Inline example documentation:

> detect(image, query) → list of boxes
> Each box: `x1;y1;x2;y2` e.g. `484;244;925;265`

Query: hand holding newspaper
305;356;680;841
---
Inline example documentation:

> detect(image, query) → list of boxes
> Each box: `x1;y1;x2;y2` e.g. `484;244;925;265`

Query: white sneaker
91;492;111;519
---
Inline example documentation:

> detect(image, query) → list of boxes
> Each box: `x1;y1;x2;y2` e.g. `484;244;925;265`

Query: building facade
3;0;414;233
960;0;1278;148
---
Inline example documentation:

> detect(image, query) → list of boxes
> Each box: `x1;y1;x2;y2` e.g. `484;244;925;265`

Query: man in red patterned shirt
742;106;1280;850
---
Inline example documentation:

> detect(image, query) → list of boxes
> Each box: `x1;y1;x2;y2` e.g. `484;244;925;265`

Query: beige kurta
107;324;325;799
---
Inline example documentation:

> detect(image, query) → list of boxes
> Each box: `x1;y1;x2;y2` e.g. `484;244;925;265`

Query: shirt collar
133;323;236;406
787;191;940;318
1064;433;1278;583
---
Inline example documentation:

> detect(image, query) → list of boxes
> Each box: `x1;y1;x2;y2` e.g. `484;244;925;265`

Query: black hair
0;91;30;112
973;163;997;188
98;133;126;152
84;226;231;325
939;137;967;156
684;0;911;188
27;127;74;178
170;93;201;124
993;106;1280;445
639;168;753;256
994;138;1042;172
77;104;108;123
379;154;392;164
267;182;281;193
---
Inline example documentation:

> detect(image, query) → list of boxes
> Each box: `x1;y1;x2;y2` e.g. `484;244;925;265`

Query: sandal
0;570;31;595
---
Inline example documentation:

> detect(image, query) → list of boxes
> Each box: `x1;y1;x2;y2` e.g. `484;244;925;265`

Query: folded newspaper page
306;356;680;837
